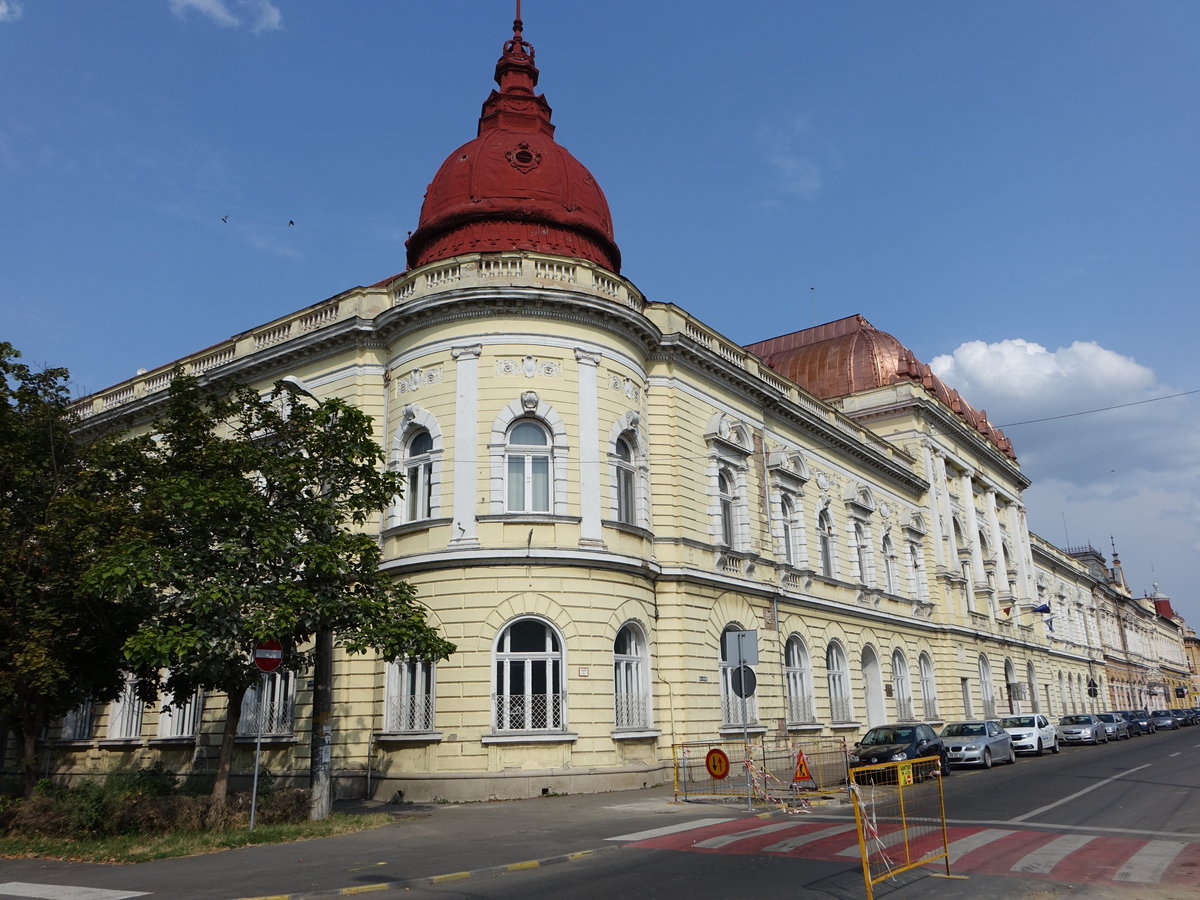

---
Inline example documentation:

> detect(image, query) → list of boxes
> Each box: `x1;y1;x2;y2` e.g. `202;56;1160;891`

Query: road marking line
1169;752;1181;757
946;828;1016;863
692;822;797;848
1011;834;1097;873
1011;765;1151;822
0;886;148;900
764;824;857;853
1114;840;1187;882
607;817;734;841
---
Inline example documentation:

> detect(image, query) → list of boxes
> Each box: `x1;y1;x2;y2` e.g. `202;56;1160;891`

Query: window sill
98;737;145;746
612;728;661;740
375;731;443;744
786;723;826;733
482;732;579;745
382;517;452;538
148;736;198;745
829;722;863;730
602;520;654;540
234;734;296;744
478;513;582;525
718;724;767;736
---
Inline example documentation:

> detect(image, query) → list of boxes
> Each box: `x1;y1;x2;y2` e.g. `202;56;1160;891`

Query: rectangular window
158;690;203;739
385;658;435;732
108;677;143;740
239;671;295;736
616;466;635;525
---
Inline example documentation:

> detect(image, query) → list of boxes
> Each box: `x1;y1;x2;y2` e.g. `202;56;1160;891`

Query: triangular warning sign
794;749;812;783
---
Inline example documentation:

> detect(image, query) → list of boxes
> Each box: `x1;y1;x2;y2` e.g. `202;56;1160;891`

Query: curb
236;845;623;900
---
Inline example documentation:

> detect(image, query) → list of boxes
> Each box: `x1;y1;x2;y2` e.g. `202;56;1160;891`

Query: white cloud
761;116;825;201
168;0;282;33
931;336;1200;624
0;1;23;23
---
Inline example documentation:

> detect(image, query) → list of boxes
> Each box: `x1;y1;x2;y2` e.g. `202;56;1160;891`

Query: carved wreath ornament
506;142;542;173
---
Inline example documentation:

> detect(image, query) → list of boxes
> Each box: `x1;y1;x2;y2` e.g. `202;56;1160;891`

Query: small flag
1032;603;1051;614
1003;606;1012;616
1044;616;1055;632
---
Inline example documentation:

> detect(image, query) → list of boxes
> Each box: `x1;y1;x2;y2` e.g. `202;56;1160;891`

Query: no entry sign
253;640;283;672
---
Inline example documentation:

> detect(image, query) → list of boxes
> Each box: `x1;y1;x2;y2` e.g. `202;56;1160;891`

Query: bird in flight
288;220;295;226
221;215;229;223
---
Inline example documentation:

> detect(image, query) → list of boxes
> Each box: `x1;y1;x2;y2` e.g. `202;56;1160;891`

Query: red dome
406;15;620;272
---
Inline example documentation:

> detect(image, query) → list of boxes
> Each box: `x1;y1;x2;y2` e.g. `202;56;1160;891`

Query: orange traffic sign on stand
705;748;731;780
794;749;812;783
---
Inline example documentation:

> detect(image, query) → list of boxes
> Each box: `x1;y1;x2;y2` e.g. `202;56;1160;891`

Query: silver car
1096;712;1132;740
1149;709;1179;730
1057;713;1109;745
941;720;1016;768
1000;714;1060;755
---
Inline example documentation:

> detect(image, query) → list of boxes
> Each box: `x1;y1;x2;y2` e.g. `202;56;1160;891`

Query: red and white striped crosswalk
609;817;1200;888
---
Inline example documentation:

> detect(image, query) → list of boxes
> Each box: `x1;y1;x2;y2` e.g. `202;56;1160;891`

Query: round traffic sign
730;664;757;698
705;748;731;780
253;640;283;672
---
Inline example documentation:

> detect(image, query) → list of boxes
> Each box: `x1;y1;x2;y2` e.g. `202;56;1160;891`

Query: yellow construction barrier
848;756;957;898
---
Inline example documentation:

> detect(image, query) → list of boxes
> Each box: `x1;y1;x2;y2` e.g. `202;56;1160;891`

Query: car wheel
982;748;993;769
1008;745;1017;764
1035;739;1044;757
940;752;951;777
1051;738;1060;754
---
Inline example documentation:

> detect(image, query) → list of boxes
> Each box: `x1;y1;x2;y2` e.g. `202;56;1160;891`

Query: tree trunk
211;682;247;802
309;629;333;820
16;713;43;798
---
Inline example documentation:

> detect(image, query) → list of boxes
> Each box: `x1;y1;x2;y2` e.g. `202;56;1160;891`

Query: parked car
1057;713;1109;745
848;723;949;779
1148;709;1178;730
999;714;1060;756
1116;710;1150;735
1168;708;1193;727
1127;709;1157;734
1096;712;1132;740
941;720;1016;768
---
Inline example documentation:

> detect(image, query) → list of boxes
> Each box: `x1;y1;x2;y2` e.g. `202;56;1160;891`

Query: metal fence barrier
672;737;848;806
848;756;958;898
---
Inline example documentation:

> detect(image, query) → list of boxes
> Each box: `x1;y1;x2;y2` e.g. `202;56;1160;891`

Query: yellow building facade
46;13;1189;801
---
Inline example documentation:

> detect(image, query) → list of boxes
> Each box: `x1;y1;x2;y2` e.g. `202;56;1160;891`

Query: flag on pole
1043;616;1055;632
1032;603;1051;614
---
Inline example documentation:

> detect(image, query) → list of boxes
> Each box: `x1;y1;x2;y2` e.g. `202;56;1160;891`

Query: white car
999;714;1060;756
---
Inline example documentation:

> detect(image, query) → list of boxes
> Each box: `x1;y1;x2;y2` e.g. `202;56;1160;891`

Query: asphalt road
1;726;1198;899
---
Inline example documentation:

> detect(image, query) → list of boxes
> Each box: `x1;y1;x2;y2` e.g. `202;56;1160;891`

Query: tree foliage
0;343;141;795
87;373;455;799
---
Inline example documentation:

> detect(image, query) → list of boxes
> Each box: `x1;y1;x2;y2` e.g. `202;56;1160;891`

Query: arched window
881;535;897;594
717;469;735;547
494;618;564;731
614;623;650;729
784;635;814;724
719;625;757;726
891;649;913;720
826;641;852;723
919;652;938;719
818;509;835;578
404;429;434;522
506;420;551;512
979;654;996;719
614;435;636;526
385;656;436;732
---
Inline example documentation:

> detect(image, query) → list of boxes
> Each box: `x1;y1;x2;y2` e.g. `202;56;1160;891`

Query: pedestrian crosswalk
612;817;1200;888
0;885;147;900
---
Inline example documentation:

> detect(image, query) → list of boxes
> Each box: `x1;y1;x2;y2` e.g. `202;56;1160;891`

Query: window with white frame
613;623;650;729
919;652;938;719
157;689;203;739
717;469;735;547
403;429;434;522
818;508;835;578
239;671;295;735
494;618;564;731
107;674;143;740
891;649;913;720
385;657;436;732
506;419;552;513
908;542;927;603
780;495;798;565
614;435;636;526
881;534;897;594
61;702;94;741
784;635;815;724
979;655;996;719
719;625;758;726
826;641;852;723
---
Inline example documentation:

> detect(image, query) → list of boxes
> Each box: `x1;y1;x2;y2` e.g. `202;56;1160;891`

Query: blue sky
3;1;1198;624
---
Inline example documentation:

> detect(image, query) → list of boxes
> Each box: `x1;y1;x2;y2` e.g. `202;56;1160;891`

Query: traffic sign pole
249;640;280;832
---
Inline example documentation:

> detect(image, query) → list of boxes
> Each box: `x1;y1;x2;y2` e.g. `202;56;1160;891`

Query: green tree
89;374;455;804
0;343;140;796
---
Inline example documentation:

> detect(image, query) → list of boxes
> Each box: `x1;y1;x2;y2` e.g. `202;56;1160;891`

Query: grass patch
0;812;394;863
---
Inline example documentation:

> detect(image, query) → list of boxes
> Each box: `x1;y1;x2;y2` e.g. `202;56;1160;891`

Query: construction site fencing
848;756;956;899
672;737;848;806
